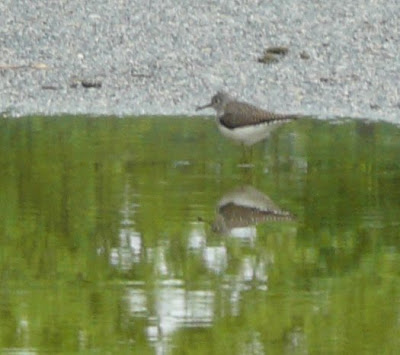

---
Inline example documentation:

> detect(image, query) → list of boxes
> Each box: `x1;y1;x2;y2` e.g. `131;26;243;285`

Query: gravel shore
1;0;400;122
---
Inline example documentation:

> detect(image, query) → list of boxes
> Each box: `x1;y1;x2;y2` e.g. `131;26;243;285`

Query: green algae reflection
0;116;400;354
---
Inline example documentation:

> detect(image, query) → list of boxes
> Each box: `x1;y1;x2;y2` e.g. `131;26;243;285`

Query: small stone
320;77;333;83
265;46;289;56
81;79;102;88
258;52;279;64
300;51;310;60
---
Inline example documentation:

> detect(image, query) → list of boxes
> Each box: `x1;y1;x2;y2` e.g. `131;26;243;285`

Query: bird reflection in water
211;185;295;236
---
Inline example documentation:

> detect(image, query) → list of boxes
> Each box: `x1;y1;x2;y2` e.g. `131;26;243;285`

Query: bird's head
196;91;233;113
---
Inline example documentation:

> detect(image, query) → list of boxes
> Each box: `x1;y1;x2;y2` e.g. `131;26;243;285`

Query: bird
196;91;299;146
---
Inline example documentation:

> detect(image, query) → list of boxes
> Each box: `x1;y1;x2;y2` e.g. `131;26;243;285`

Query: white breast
217;120;286;146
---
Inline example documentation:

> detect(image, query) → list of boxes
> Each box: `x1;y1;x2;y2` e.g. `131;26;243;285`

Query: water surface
0;116;400;354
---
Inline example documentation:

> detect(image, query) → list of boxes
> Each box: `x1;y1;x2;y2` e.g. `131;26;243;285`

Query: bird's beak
196;102;212;111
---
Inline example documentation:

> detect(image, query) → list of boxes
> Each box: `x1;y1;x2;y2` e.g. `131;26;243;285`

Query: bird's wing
220;101;298;129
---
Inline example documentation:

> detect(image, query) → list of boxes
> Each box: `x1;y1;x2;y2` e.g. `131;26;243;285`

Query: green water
0;116;400;354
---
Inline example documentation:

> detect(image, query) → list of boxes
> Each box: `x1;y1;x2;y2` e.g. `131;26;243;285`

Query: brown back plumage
219;203;294;227
219;100;298;129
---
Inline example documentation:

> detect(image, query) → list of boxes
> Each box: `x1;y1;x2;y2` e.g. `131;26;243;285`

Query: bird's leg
248;145;253;162
239;144;254;166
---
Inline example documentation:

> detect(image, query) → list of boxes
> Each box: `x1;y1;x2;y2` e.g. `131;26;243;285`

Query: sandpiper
196;91;298;146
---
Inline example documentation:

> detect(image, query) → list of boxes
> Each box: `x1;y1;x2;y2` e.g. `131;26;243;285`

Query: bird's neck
216;103;229;118
216;109;224;118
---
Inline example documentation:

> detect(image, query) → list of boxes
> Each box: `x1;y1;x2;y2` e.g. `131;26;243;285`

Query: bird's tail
269;113;302;123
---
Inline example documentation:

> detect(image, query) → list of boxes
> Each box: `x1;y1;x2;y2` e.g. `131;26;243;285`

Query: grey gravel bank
1;0;400;123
